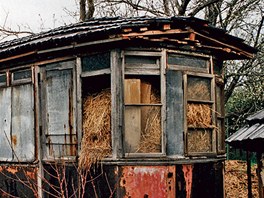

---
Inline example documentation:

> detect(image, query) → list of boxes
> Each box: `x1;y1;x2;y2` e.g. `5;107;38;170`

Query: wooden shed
0;16;256;197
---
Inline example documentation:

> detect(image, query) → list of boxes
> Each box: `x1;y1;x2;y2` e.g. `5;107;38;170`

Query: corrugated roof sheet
226;109;264;152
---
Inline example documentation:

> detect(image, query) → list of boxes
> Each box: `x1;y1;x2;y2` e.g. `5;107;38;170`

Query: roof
0;16;257;65
226;109;264;152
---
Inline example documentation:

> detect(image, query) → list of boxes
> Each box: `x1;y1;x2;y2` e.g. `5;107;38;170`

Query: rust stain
11;135;17;147
6;167;18;174
182;164;193;198
120;166;175;198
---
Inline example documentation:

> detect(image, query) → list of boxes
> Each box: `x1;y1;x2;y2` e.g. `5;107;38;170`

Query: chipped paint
121;166;175;198
183;164;193;198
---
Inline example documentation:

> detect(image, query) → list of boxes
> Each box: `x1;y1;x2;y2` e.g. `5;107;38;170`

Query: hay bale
187;80;210;100
187;103;212;127
79;89;111;169
188;129;211;152
137;91;161;153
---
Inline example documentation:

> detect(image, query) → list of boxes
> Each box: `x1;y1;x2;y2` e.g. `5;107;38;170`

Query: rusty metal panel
12;84;35;162
45;69;76;158
120;166;175;198
0;87;12;161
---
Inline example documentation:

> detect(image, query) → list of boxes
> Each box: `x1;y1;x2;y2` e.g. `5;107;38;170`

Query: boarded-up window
124;77;162;153
0;69;34;162
42;61;77;159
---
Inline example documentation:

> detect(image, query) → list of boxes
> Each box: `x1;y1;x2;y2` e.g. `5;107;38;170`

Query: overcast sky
0;0;78;33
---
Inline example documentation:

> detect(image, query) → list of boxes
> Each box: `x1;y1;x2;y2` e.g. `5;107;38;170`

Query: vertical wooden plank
76;57;82;158
140;82;151;132
111;49;123;158
124;79;141;153
161;49;166;155
166;70;184;156
0;87;12;161
12;84;35;162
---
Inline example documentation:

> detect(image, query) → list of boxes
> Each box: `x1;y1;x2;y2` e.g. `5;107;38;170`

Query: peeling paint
121;166;175;198
183;164;193;198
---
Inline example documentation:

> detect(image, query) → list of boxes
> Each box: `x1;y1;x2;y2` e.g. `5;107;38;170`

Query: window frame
0;67;35;162
40;60;77;161
184;72;217;156
122;50;166;157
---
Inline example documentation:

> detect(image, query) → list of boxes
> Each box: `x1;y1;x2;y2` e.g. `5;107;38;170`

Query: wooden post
247;151;252;198
257;152;263;198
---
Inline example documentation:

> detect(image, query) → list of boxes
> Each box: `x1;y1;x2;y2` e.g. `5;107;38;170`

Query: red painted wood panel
120;166;175;198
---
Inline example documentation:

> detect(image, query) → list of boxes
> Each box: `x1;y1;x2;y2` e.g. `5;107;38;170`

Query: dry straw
137;90;161;153
79;89;111;169
187;103;213;152
187;81;210;101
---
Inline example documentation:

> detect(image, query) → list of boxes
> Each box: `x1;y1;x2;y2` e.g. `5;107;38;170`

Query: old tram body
0;17;256;197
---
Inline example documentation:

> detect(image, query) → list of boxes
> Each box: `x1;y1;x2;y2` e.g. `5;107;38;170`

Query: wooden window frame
40;61;77;161
167;50;211;74
184;72;217;156
122;50;166;158
0;67;35;162
215;78;225;154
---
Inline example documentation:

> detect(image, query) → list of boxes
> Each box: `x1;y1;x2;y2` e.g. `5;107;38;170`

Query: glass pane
46;69;76;157
0;87;12;161
168;54;208;69
187;76;211;101
125;56;158;65
188;129;212;153
0;73;6;85
217;119;225;151
187;103;212;128
125;76;161;104
216;85;224;116
213;59;223;75
124;106;161;153
82;52;110;72
13;69;32;81
12;84;35;162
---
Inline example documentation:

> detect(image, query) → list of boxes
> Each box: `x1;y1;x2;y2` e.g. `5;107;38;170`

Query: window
216;80;225;153
168;52;210;73
184;73;216;155
123;52;164;155
0;68;35;162
79;53;112;169
41;61;77;160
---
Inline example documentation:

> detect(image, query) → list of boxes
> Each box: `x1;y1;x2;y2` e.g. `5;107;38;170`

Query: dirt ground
225;160;259;198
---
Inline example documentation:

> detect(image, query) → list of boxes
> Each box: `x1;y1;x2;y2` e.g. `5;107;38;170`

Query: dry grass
225;160;259;198
187;80;210;101
137;90;161;153
188;129;211;152
79;89;111;169
187;103;212;128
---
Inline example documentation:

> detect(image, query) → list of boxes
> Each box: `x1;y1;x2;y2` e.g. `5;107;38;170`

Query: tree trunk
86;0;95;20
80;0;86;21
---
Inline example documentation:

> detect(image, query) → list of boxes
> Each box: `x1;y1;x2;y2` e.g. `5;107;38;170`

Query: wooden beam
194;31;254;59
0;51;37;63
122;29;189;38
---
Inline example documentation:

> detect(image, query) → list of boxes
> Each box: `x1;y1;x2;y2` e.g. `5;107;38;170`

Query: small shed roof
226;109;264;152
0;16;257;67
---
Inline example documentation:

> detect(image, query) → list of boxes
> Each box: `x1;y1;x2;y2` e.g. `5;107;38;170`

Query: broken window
184;74;216;154
0;68;35;162
41;61;77;160
123;52;163;155
79;53;112;169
